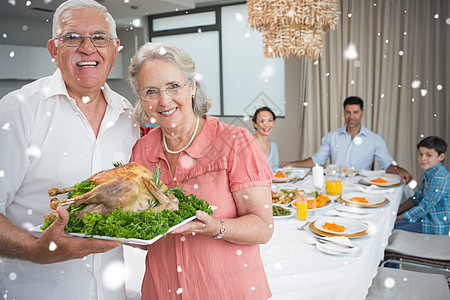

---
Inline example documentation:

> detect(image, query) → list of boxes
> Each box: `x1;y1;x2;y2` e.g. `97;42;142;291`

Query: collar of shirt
44;69;133;114
144;115;218;163
338;124;369;138
423;162;444;180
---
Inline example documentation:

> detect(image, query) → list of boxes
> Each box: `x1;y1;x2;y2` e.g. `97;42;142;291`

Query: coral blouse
131;115;273;299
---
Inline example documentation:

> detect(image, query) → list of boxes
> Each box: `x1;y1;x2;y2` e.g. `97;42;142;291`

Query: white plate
341;192;385;206
314;217;368;235
272;204;295;220
315;241;356;255
361;176;401;187
31;207;217;246
273;168;311;182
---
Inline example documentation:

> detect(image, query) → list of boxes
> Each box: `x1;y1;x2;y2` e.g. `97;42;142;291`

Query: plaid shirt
402;162;450;234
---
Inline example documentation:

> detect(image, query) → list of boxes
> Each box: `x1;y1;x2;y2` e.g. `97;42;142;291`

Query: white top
267;139;279;171
0;69;140;300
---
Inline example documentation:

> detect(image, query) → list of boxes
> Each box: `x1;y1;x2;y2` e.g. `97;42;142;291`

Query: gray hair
129;42;212;126
52;0;117;47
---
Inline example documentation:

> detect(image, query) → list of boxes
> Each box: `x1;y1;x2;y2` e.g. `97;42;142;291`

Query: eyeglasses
56;32;114;47
139;81;189;101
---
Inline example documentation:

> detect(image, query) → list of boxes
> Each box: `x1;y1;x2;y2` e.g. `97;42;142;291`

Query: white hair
129;42;213;126
52;0;117;47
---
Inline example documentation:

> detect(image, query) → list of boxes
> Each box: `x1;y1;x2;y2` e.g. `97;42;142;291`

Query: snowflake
102;261;125;290
384;277;395;288
49;241;58;251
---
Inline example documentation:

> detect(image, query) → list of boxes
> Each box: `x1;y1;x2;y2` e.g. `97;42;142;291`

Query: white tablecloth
262;175;404;300
124;175;404;300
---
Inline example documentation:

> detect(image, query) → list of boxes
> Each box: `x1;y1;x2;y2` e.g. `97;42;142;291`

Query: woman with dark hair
252;106;279;171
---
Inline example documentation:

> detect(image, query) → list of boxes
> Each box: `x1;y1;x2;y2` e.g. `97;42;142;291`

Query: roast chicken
45;162;179;220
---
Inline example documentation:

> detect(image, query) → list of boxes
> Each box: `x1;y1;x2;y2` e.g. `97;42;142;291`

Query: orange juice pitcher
325;165;343;195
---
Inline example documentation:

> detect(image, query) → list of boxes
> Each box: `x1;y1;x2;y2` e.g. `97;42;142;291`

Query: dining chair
366;266;450;300
381;229;450;277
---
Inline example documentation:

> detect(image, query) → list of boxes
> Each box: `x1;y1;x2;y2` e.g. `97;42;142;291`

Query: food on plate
41;163;213;240
315;194;330;208
46;162;179;220
349;196;369;204
323;222;346;232
274;171;284;178
292;193;329;209
371;177;388;184
272;188;304;205
272;205;292;216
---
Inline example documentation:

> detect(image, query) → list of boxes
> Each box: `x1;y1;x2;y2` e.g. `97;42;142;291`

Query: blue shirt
311;125;394;172
402;163;450;235
267;139;279;171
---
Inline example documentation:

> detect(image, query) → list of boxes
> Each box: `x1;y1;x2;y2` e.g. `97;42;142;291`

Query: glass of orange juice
296;195;308;220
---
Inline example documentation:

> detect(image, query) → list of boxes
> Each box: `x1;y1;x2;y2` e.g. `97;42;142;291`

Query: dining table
124;170;405;300
263;169;405;300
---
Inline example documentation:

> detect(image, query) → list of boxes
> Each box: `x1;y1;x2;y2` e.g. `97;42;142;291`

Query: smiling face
253;110;274;137
417;146;445;170
344;104;365;131
47;7;119;97
137;59;196;132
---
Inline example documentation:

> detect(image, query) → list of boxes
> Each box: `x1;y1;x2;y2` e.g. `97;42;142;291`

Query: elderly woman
253;106;279;171
129;42;274;299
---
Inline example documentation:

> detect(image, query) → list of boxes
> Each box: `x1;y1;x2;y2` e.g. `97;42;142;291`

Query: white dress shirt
0;69;140;299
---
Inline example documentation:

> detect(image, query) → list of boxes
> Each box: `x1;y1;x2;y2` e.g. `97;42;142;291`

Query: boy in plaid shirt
395;136;449;234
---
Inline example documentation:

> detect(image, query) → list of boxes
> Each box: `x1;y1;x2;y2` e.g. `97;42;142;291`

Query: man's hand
280;158;315;168
386;164;412;183
31;207;121;264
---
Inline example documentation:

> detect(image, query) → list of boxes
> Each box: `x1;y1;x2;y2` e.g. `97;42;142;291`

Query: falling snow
27;145;42;158
408;180;417;189
384;277;395;289
49;241;58;251
411;80;421;89
159;47;167;55
344;43;358;60
353;137;362;145
9;272;17;281
102;261;125;291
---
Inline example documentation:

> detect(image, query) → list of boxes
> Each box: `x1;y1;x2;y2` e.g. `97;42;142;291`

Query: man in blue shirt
395;136;449;234
281;96;412;182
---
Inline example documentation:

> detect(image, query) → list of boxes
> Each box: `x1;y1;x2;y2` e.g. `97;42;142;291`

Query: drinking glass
282;166;293;180
296;195;307;220
305;194;316;216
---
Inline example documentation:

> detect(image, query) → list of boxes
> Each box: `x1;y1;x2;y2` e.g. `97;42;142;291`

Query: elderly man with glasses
0;0;139;299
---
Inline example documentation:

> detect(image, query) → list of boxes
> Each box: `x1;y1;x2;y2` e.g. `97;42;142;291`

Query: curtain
300;0;450;181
